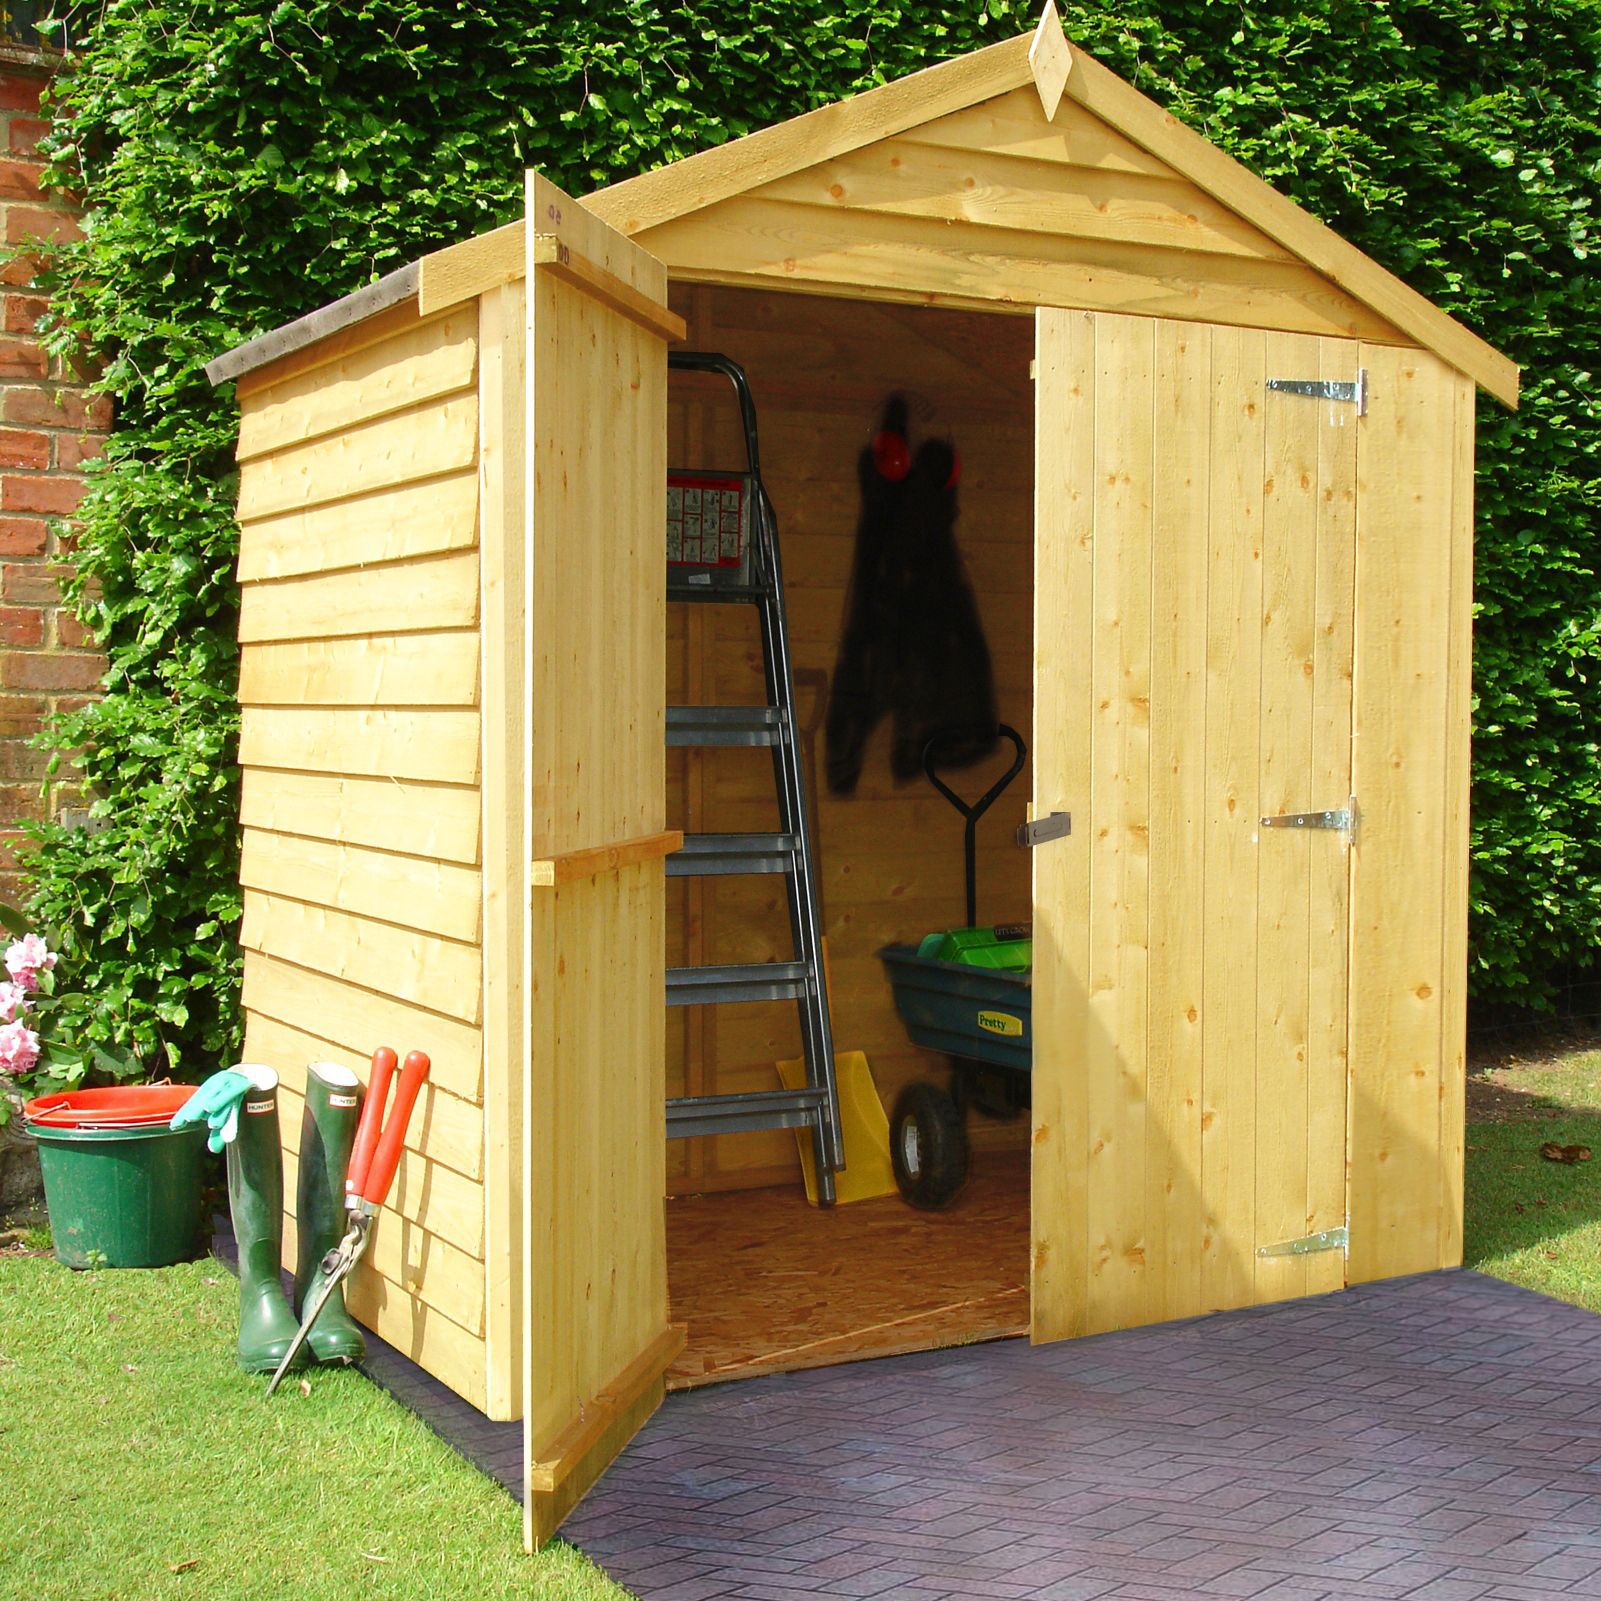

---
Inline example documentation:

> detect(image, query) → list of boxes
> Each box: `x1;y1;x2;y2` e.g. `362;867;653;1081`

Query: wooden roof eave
203;261;419;386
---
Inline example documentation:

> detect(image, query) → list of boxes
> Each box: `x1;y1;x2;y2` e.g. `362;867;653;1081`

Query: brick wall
0;47;106;904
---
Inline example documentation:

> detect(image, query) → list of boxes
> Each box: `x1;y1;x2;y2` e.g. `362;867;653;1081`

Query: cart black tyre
890;1082;969;1210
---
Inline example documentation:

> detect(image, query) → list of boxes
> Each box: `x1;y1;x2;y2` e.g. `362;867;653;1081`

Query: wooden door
1031;308;1360;1341
518;175;685;1548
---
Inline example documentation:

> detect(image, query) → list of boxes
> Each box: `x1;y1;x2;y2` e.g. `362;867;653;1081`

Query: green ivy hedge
21;0;1601;1071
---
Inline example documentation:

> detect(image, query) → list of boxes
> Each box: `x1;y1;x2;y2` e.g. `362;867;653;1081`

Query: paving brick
551;1275;1601;1600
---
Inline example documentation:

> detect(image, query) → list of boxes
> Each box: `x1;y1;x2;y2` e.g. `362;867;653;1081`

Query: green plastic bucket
29;1119;207;1269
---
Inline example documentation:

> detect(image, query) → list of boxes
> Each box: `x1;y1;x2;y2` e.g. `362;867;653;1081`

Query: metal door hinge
1017;811;1071;848
1266;369;1368;416
1260;797;1358;846
1258;1225;1348;1260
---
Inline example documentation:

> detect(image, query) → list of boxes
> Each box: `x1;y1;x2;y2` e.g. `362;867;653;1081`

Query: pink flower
5;933;56;994
0;1019;40;1077
0;982;27;1024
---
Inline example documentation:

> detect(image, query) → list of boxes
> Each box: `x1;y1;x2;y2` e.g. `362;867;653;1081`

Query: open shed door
519;174;684;1549
1031;308;1362;1341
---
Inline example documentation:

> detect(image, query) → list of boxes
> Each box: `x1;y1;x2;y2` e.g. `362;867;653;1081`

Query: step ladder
664;350;844;1203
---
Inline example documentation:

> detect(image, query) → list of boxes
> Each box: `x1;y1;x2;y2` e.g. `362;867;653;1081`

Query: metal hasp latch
1017;811;1071;848
1265;368;1368;417
1260;797;1358;847
1258;1225;1349;1260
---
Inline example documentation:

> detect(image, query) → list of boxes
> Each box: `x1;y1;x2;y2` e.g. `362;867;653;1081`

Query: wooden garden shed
206;5;1517;1550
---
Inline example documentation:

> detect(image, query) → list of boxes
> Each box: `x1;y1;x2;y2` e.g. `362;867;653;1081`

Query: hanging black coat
825;399;998;796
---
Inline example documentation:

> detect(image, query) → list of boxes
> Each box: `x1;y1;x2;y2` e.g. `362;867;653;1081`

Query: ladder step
668;581;771;604
667;961;811;1005
666;705;786;746
667;832;800;877
666;1088;828;1139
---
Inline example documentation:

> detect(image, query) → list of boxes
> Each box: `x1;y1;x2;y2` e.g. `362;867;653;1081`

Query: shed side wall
234;302;490;1409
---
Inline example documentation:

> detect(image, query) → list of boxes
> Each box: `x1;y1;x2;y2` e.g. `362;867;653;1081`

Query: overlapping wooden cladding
232;303;491;1409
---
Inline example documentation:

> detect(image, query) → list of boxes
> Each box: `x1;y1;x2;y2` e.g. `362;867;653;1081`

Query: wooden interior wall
232;301;490;1409
666;285;1034;1194
624;86;1409;346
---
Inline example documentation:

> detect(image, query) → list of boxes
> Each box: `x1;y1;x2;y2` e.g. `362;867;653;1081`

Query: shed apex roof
580;10;1516;407
210;6;1518;406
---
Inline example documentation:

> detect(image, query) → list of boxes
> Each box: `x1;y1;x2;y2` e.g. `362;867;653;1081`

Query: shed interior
659;283;1040;1385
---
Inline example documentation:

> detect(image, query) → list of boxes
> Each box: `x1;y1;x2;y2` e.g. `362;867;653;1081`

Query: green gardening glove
169;1069;252;1153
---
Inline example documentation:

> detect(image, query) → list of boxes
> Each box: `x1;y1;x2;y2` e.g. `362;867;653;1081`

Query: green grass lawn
0;1252;630;1601
1464;1041;1601;1312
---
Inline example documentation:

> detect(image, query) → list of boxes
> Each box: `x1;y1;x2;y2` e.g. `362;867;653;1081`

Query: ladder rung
667;961;810;1005
668;582;770;604
667;832;800;877
666;705;786;746
666;1088;828;1139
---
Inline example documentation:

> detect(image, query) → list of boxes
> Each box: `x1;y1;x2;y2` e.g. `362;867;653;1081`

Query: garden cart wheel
890;1081;968;1210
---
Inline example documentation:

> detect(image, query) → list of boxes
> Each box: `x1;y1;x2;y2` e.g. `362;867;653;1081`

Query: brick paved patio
564;1271;1601;1600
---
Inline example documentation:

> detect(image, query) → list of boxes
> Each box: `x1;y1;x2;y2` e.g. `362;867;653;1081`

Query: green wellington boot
295;1061;367;1366
227;1064;309;1376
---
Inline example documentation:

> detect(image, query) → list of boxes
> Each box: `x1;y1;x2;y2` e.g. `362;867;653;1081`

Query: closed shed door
1031;308;1360;1339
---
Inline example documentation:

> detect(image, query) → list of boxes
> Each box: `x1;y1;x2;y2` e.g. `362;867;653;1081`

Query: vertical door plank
1200;325;1267;1312
1252;331;1322;1302
1030;308;1097;1342
1083;313;1154;1332
1437;371;1476;1268
1145;319;1211;1323
1346;346;1456;1283
1304;337;1359;1297
480;279;528;1419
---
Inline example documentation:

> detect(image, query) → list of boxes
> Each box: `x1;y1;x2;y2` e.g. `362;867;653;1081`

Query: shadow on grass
1465;1094;1601;1315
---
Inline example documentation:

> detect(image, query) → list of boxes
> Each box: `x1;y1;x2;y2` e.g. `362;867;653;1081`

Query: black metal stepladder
663;352;844;1203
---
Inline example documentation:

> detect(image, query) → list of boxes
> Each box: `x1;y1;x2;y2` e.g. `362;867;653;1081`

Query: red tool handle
360;1050;430;1208
346;1046;397;1203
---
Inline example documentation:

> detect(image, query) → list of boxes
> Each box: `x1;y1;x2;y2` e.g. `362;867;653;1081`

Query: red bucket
23;1084;198;1129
